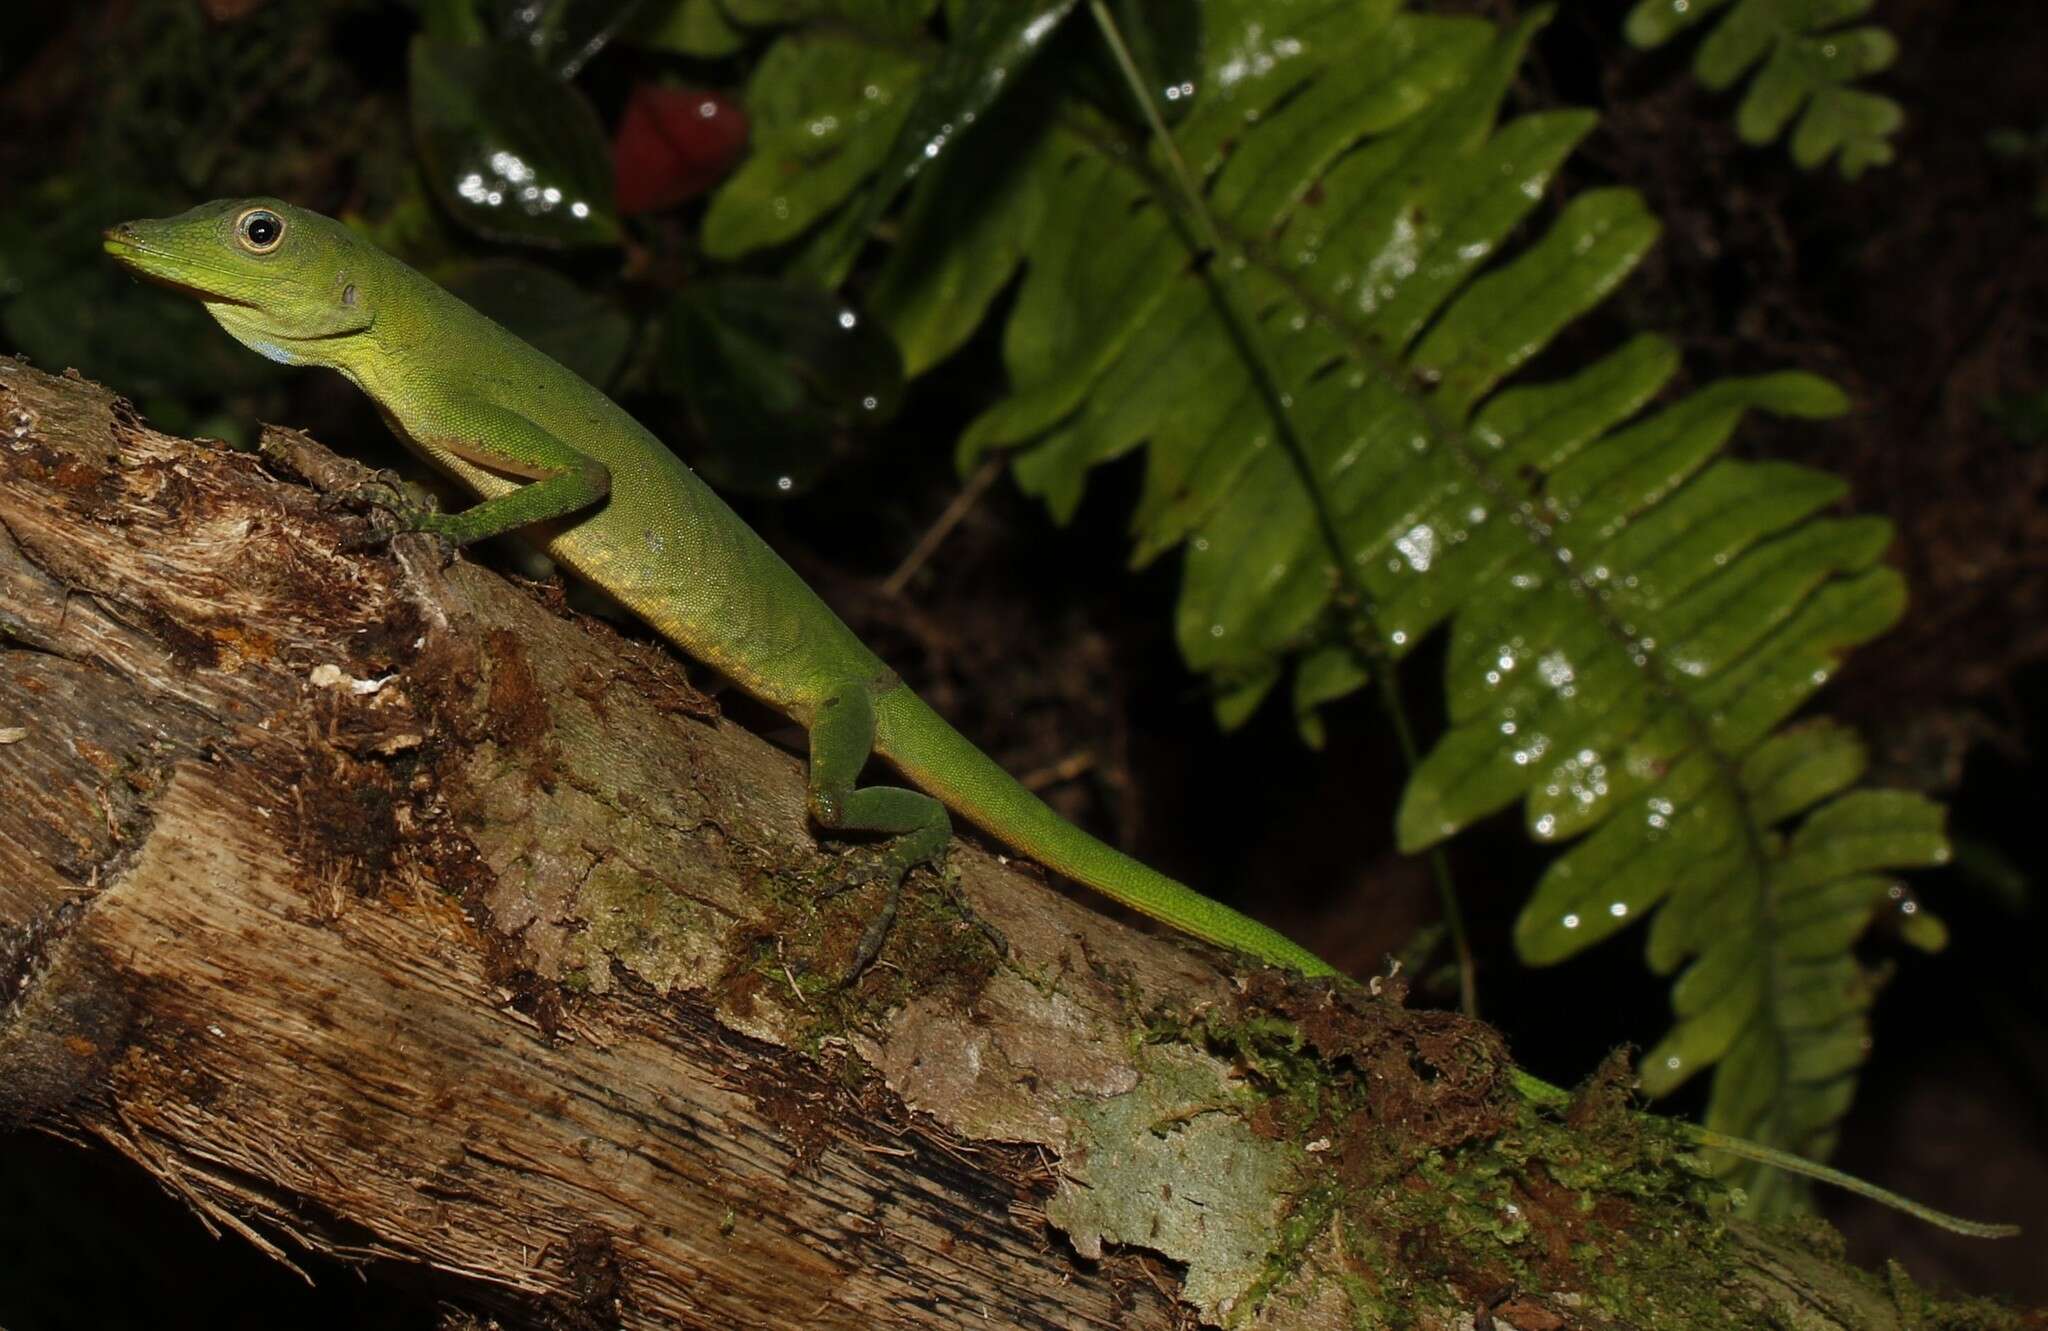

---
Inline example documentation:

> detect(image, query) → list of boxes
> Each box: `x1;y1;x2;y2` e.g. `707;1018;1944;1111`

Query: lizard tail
871;687;1338;977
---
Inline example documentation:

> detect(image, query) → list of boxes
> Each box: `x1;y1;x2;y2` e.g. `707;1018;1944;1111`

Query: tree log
0;358;2028;1330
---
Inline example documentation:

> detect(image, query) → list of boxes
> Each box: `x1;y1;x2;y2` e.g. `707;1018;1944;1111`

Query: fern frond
700;0;1948;1214
859;2;1946;1212
1624;0;1902;178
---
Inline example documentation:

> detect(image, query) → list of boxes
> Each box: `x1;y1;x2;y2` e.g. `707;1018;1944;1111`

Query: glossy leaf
1637;789;1946;1213
869;109;1053;376
841;0;1938;1214
805;0;1079;285
490;0;643;78
420;0;490;45
659;277;904;496
699;32;923;259
439;259;632;389
629;0;747;57
1107;0;1204;127
1294;645;1372;750
410;37;622;248
1624;0;1901;178
719;0;935;36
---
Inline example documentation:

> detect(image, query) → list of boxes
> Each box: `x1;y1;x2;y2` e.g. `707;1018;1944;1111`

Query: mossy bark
0;359;2028;1330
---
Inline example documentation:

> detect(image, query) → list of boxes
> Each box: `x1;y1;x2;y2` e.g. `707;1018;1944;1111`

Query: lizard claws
326;472;459;566
320;468;420;517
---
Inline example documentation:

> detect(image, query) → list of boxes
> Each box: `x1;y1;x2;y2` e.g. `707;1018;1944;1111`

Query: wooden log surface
0;358;2030;1330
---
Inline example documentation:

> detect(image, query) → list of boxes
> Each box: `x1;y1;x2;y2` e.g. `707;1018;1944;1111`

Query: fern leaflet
1625;0;1903;178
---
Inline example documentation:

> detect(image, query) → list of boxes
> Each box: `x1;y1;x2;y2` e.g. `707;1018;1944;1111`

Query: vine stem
1085;0;1477;1014
1508;1071;2019;1240
882;454;1006;598
1375;668;1479;1018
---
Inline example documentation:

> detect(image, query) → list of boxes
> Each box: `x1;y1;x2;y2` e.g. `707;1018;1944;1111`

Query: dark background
1;0;2043;1324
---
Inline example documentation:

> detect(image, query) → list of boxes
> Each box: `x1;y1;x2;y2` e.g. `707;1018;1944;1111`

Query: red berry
614;84;750;216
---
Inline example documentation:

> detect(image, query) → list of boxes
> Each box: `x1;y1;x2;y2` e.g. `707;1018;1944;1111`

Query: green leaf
421;0;490;45
1624;0;1902;178
1293;645;1372;749
1103;0;1204;128
1739;720;1866;825
1411;188;1660;419
658;277;904;496
1625;0;1733;46
409;36;622;248
869;111;1054;376
700;32;924;259
491;0;646;78
438;259;632;389
803;0;1079;286
1635;790;1947;1204
953;145;1192;466
720;0;935;33
629;0;748;57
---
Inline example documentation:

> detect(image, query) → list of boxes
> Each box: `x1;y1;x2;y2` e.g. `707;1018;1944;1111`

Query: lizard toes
336;514;400;553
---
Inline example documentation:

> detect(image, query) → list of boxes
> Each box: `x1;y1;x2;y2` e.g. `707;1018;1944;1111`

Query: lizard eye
235;208;285;254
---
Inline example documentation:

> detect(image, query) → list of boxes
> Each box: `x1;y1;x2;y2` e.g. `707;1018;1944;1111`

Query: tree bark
0;358;2027;1330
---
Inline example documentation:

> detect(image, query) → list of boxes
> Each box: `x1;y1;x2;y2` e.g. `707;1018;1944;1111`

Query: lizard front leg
352;400;612;547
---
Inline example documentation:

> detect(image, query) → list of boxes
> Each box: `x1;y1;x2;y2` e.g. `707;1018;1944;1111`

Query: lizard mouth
102;230;259;307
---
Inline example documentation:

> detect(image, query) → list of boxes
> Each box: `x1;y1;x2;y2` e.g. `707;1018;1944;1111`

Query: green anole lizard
103;199;2016;1239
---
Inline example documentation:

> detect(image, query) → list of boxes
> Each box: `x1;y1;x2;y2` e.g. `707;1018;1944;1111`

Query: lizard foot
818;845;894;898
822;855;1006;984
327;474;460;566
337;518;461;568
843;873;905;983
940;885;1009;960
816;850;901;983
321;468;426;519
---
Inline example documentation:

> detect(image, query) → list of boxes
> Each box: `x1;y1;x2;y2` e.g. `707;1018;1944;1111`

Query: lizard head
104;198;376;366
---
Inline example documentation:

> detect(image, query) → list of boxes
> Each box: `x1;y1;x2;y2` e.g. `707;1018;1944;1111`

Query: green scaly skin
102;199;2014;1239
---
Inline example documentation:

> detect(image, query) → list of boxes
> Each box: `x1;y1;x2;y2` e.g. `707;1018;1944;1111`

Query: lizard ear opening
332;277;374;334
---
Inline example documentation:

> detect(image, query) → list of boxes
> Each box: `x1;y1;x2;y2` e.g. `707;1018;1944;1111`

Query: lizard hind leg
806;681;953;979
